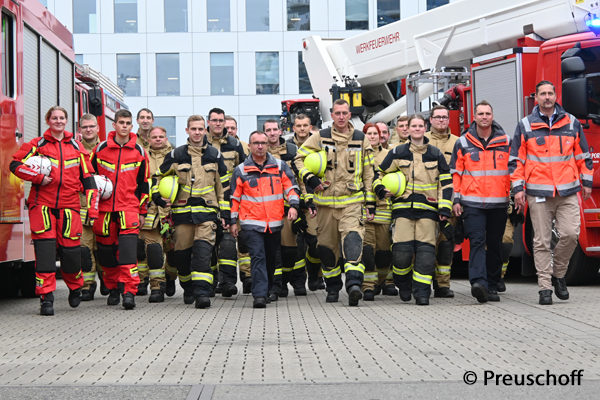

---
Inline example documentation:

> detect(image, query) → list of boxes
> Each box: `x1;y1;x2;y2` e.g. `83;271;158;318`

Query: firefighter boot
149;289;165;303
40;292;54;316
166;279;176;297
68;288;82;308
81;283;97;301
137;277;149;296
195;295;211;309
363;290;375;301
348;285;363;307
122;292;136;310
107;289;120;306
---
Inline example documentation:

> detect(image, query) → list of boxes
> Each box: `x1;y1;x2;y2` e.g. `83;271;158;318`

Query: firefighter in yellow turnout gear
78;114;103;301
294;99;376;307
374;114;453;305
424;106;458;298
139;126;177;302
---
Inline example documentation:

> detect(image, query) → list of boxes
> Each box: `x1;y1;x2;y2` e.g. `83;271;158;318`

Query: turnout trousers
391;217;437;298
30;205;84;295
316;202;365;293
93;211;141;295
172;222;217;298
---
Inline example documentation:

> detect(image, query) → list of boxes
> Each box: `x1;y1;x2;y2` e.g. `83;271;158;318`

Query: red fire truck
289;0;600;284
0;0;127;297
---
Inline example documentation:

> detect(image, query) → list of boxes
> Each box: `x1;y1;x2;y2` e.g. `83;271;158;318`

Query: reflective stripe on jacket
509;104;593;197
374;137;452;221
11;129;98;218
231;153;300;233
91;131;149;215
293;125;375;209
450;121;510;209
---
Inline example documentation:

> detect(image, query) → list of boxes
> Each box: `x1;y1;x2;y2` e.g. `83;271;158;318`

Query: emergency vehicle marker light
585;13;600;35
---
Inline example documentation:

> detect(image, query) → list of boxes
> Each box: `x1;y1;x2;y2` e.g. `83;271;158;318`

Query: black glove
307;175;322;190
305;198;317;213
215;219;225;244
508;202;524;227
454;217;465;244
439;219;455;241
366;202;376;218
291;211;308;234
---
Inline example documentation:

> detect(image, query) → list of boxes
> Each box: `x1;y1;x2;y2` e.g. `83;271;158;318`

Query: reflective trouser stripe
219;260;237;268
293;259;306;270
83;272;96;282
179;273;191;282
282;267;293;273
502;262;508;272
166;264;177;274
238;257;250;266
364;271;378;282
211;264;218;271
413;271;432;285
149;269;165;279
435;266;451;275
323;266;341;278
191;272;214;284
393;265;413;276
274;268;282;276
306;253;320;264
137;261;149;273
386;270;393;279
345;263;365;273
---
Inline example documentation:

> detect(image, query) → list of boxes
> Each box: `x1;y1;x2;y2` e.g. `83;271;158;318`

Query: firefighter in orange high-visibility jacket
10;106;99;316
90;109;150;311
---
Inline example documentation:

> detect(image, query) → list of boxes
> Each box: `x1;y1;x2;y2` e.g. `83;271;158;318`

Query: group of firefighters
10;79;593;314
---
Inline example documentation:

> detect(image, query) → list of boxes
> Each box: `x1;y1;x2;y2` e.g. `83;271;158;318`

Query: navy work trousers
462;206;508;291
242;229;282;299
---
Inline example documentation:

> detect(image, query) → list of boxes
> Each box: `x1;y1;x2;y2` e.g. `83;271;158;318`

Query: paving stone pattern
1;277;600;387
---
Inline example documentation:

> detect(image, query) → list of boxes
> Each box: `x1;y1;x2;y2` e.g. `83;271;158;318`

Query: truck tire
0;266;20;298
18;262;37;298
564;244;600;286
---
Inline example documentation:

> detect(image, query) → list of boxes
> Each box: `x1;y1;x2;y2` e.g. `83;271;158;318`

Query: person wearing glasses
424;105;457;299
205;108;246;298
78;114;104;301
230;131;300;308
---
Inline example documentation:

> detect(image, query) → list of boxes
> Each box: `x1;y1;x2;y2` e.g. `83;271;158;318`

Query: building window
298;52;312;94
164;0;188;32
75;54;84;64
257;115;279;131
210;53;234;96
346;0;368;30
246;0;269;31
287;0;310;31
117;54;141;97
256;52;279;95
207;0;230;32
73;0;97;34
377;0;400;27
154;116;177;148
115;0;138;33
427;0;449;10
156;53;180;96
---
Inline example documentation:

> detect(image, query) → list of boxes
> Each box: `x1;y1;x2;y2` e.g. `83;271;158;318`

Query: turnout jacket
11;129;98;218
293;125;376;209
230;153;300;233
425;128;456;165
154;140;230;226
205;130;246;188
374;137;453;221
91;131;150;215
366;144;392;225
509;104;593;197
269;137;298;208
79;137;101;225
143;142;173;229
450;121;511;209
288;133;315;209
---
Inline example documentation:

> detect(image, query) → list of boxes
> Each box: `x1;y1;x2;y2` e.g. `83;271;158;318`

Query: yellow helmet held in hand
382;171;407;197
158;175;179;204
304;150;326;178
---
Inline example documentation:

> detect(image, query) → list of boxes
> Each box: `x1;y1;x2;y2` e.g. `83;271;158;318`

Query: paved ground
2;272;600;399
